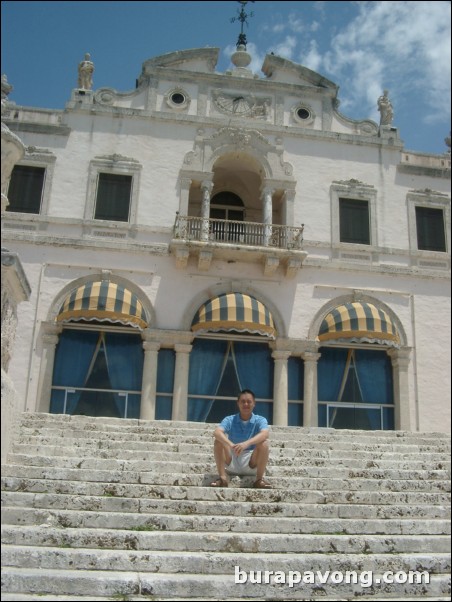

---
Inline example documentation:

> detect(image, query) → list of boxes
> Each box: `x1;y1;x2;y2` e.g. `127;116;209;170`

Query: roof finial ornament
231;1;255;50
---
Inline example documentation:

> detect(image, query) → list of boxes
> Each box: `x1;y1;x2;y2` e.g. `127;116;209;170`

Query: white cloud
303;40;323;72
273;36;297;61
270;23;285;34
322;1;451;123
287;15;305;34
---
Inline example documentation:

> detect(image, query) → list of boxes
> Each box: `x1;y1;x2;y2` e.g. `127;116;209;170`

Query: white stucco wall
2;48;450;433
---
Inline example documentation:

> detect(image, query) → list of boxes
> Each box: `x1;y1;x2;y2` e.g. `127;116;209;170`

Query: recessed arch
309;293;407;348
49;274;155;331
191;292;276;338
181;284;286;338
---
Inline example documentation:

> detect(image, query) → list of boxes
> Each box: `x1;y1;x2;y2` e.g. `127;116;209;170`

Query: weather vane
231;1;256;49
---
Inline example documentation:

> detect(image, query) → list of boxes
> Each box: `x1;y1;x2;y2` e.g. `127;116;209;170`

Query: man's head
237;389;256;419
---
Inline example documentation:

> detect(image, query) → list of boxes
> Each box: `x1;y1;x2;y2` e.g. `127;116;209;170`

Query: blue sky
1;1;450;155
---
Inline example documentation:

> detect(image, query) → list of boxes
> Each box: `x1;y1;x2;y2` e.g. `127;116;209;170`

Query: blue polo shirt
219;413;269;449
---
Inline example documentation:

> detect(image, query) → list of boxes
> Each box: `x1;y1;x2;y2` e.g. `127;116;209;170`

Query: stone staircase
1;412;451;601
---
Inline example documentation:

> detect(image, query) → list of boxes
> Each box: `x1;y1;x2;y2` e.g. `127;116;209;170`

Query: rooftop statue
377;89;394;126
78;53;94;90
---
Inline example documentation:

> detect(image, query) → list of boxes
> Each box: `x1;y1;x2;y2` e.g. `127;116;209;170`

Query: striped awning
56;281;148;330
191;293;276;338
318;302;400;347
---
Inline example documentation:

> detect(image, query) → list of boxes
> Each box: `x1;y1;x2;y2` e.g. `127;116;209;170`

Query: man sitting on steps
210;389;272;489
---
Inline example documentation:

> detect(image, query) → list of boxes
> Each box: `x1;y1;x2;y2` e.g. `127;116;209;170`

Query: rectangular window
94;173;132;222
7;165;45;213
415;206;446;252
339;198;370;245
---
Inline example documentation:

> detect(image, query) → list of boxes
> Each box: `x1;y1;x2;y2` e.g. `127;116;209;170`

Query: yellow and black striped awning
318;302;400;346
191;293;276;338
56;281;148;330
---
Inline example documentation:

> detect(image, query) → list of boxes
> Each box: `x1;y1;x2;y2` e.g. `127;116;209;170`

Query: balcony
170;214;307;277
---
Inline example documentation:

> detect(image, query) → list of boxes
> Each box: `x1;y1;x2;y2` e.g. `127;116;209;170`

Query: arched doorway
209;191;245;242
187;292;276;423
316;301;401;430
49;279;148;419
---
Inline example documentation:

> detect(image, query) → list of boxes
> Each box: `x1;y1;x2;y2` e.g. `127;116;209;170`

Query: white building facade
2;47;451;433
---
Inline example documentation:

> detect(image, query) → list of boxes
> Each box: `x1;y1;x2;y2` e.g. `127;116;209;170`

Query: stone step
1;567;449;599
11;442;452;468
13;425;452;447
3;414;450;601
2;592;450;602
3;546;450;575
5;454;452;485
2;505;450;536
2;490;450;520
3;466;451;496
16;413;452;440
15;426;452;451
2;468;450;505
2;525;451;555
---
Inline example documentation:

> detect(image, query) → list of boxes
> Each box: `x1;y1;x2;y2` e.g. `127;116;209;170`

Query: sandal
253;478;272;489
210;477;228;488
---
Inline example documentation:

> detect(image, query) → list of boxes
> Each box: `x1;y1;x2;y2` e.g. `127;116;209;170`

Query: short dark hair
238;389;255;401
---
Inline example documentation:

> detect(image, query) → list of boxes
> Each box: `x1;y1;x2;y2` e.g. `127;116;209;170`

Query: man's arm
213;426;234;448
232;428;269;456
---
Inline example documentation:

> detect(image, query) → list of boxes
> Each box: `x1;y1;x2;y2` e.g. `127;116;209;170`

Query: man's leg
248;440;270;481
212;439;232;484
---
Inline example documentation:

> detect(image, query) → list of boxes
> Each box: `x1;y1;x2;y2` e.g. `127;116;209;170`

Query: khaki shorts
225;449;257;476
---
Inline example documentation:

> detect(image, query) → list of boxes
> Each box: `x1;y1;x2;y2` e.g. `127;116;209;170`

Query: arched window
316;301;399;430
49;279;148;419
187;292;275;423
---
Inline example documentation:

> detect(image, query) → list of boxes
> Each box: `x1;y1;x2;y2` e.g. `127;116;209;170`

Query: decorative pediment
183;127;294;179
139;48;219;80
261;54;338;91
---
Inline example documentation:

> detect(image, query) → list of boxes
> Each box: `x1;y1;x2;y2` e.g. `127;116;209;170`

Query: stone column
261;186;273;246
201;180;213;241
282;189;296;248
388;348;412;431
140;339;160;421
272;350;291;426
282;189;295;226
36;323;62;413
302;351;321;427
179;177;192;216
172;343;192;421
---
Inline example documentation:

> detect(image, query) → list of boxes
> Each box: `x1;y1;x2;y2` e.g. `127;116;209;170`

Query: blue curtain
355;349;393;404
288;357;304;400
234;341;273;422
104;332;143;418
318;347;348;401
354;349;393;430
51;330;99;414
188;339;228;422
156;349;175;420
288;403;303;426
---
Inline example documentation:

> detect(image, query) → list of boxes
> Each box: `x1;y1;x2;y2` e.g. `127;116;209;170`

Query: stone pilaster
140;338;160;421
36;323;62;413
179;177;192;216
172;343;193;421
271;350;291;426
301;351;321;427
388;348;412;431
